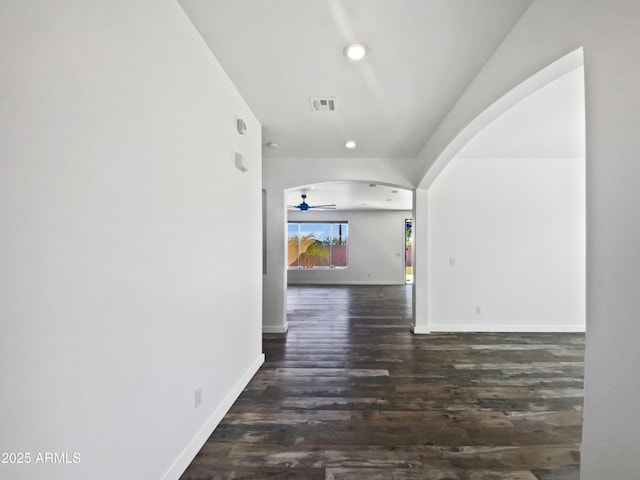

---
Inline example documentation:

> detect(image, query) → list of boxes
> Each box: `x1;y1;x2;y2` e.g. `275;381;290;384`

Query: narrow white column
262;188;288;333
412;188;430;334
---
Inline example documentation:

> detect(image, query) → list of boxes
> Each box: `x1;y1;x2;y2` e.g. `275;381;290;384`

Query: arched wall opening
413;48;585;334
262;157;416;333
428;65;586;332
418;48;584;189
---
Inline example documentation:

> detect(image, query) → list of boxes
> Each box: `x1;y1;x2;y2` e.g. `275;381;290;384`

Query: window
287;222;348;269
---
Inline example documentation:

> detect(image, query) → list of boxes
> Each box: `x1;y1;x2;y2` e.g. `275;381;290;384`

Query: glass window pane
287;223;300;267
287;222;348;269
298;224;329;268
332;223;348;267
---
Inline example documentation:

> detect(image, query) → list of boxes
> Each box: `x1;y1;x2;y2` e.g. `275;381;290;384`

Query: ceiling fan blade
308;204;337;209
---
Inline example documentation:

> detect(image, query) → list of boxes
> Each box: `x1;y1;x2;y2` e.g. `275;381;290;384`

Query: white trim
412;324;431;334
263;322;289;334
162;353;265;480
429;324;585;333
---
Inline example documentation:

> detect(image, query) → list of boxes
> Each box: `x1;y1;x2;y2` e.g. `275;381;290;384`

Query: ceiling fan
288;194;336;212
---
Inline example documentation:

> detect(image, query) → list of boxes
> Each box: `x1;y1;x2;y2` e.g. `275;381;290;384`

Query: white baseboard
411;324;431;334
162;353;265;480
263;322;288;334
429;324;586;333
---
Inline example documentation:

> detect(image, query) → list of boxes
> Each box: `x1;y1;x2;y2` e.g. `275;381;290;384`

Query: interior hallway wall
0;1;263;479
428;157;585;332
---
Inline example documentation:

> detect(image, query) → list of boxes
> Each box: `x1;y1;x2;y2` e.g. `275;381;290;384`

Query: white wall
287;210;411;285
428;157;585;331
0;1;263;479
411;0;640;477
263;157;416;332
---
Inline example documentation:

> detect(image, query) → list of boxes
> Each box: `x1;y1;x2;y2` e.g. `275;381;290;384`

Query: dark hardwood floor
181;285;584;480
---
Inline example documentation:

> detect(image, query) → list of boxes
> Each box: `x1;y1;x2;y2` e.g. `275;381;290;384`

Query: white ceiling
178;0;533;158
177;1;584;211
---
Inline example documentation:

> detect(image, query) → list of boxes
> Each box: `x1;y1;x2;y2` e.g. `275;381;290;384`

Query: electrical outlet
475;306;482;315
195;387;202;408
450;257;456;267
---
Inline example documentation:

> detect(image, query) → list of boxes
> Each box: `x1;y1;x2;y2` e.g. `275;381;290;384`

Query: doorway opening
405;218;413;284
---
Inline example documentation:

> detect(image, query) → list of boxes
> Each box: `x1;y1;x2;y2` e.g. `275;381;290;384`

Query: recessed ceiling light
391;190;399;193
343;43;368;61
369;184;377;187
266;142;279;149
386;199;392;202
345;140;357;149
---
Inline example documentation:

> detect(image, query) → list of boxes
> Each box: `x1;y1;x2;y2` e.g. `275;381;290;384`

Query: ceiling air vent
309;97;336;112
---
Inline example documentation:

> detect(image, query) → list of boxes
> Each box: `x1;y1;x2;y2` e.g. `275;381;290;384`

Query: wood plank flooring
181;285;584;480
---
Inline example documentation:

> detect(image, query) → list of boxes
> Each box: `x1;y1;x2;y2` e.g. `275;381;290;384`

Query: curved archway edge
418;47;583;189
